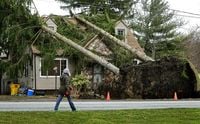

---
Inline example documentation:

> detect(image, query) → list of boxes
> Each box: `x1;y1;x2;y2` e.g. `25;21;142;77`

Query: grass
0;109;200;124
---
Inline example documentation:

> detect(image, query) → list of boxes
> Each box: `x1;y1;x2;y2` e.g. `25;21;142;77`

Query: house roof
31;46;64;56
68;16;144;54
31;45;40;54
115;20;130;29
40;15;146;60
115;20;144;53
64;17;78;25
42;16;57;26
126;29;144;53
63;17;87;30
84;35;113;57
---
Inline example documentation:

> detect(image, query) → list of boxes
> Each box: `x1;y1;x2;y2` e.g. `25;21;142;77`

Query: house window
48;26;55;31
117;29;125;36
40;58;68;77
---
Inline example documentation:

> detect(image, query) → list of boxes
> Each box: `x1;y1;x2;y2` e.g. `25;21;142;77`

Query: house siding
32;55;73;90
115;21;128;43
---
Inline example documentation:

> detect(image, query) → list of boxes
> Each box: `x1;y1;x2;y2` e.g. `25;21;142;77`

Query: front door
92;64;103;90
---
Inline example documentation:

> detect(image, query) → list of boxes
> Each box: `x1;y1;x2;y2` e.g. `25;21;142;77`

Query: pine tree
57;0;138;21
131;0;183;59
0;0;40;78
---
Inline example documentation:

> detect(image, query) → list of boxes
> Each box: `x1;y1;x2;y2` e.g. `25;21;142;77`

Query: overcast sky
167;0;200;32
33;0;200;33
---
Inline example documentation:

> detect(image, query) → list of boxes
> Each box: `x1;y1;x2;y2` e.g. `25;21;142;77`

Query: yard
0;109;200;124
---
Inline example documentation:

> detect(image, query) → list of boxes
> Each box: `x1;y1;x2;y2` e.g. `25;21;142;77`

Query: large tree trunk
74;16;154;62
41;25;120;75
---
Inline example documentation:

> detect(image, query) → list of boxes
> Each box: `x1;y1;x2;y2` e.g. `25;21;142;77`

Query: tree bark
41;25;120;75
74;15;154;62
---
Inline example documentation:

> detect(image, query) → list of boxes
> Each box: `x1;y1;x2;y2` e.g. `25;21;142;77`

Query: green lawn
0;109;200;124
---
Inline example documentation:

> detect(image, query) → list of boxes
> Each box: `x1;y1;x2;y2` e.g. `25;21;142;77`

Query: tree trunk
41;25;120;75
74;15;154;62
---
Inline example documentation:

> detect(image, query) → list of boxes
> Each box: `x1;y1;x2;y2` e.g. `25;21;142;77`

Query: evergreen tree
57;0;138;21
131;0;183;59
0;0;40;78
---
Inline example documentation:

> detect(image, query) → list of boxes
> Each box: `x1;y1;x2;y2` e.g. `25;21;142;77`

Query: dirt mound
116;57;197;99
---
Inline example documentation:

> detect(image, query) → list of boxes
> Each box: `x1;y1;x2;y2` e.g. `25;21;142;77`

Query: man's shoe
72;109;76;112
54;108;58;111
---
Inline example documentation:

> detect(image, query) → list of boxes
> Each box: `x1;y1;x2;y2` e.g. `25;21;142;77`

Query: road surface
0;100;200;111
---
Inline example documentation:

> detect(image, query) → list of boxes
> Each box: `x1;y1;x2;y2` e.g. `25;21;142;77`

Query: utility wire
169;8;200;17
43;1;200;19
59;1;200;16
175;14;200;19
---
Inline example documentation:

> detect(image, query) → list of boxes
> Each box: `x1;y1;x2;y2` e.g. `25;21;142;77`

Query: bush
71;74;90;97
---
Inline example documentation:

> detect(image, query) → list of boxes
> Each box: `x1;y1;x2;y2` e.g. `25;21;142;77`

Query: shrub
71;74;90;97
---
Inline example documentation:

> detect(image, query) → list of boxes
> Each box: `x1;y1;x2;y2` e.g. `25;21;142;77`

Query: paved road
0;100;200;111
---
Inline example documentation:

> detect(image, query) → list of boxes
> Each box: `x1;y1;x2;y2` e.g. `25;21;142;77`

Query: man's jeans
54;95;76;111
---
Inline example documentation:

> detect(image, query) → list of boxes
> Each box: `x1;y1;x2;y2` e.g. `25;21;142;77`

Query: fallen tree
74;15;154;62
113;57;200;99
41;25;120;74
42;19;200;99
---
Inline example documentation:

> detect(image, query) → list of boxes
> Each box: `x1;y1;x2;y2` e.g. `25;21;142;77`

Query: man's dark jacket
58;73;70;95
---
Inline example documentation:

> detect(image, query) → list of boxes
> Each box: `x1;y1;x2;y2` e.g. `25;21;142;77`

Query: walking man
54;68;76;111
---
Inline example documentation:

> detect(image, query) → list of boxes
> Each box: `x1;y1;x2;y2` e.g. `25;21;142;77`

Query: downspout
34;54;37;92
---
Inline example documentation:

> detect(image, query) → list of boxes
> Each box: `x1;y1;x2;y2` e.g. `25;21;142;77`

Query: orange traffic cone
174;92;178;101
106;91;110;101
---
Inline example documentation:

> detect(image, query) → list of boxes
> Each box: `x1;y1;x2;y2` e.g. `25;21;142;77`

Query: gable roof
42;16;57;26
31;46;64;56
84;35;112;57
126;29;144;53
40;15;150;61
115;20;144;53
31;45;40;55
115;20;129;29
67;17;144;55
63;17;87;30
